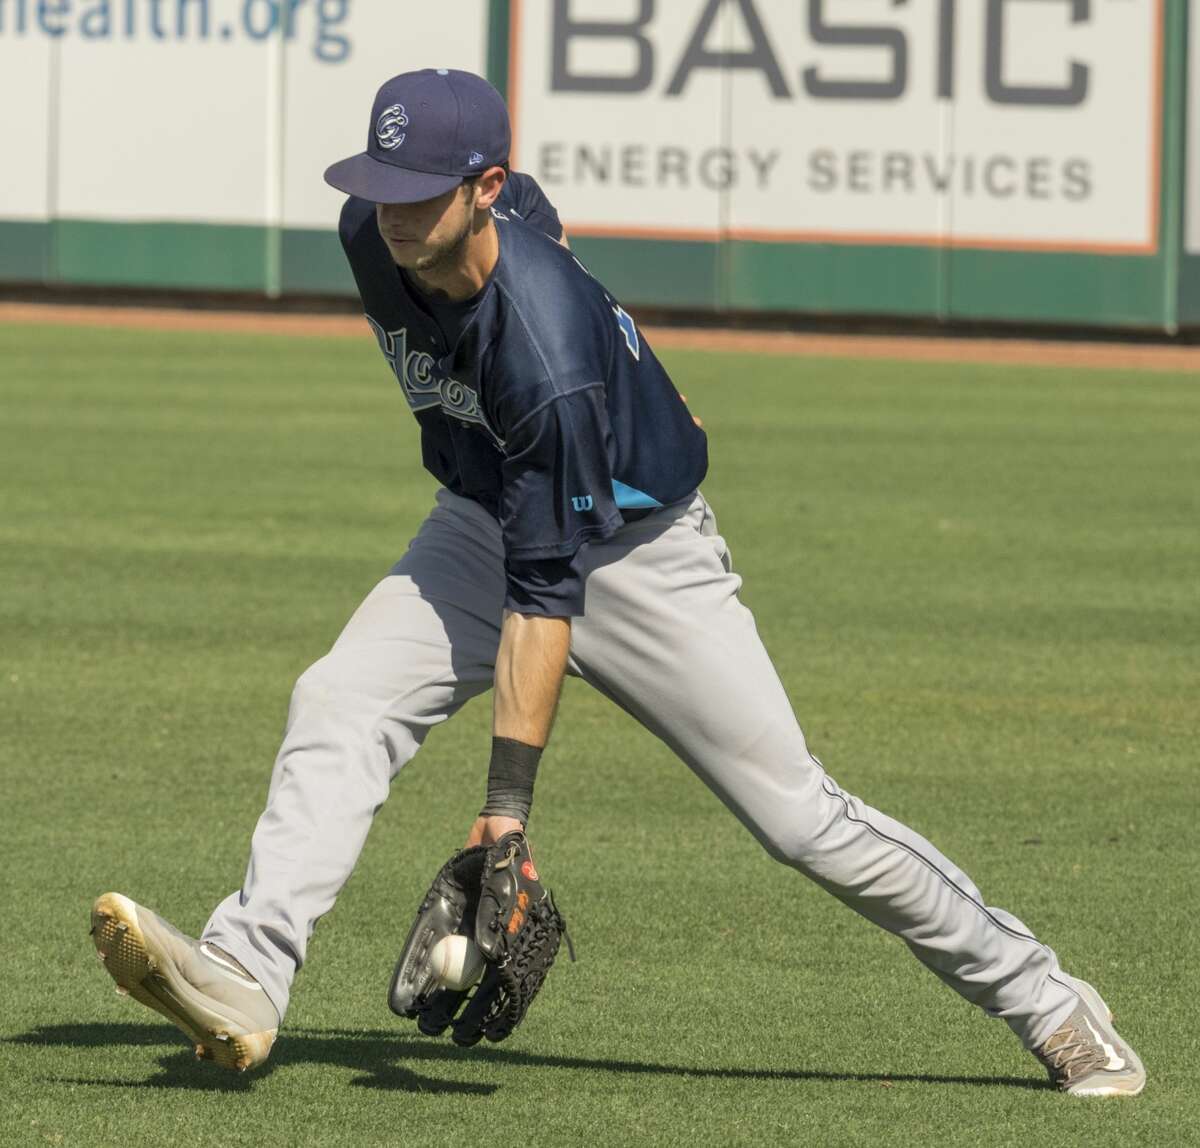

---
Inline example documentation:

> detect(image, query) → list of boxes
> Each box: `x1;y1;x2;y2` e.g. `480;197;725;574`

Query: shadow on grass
6;1022;1049;1095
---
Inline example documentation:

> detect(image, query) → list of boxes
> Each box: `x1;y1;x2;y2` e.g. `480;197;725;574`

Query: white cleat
90;892;279;1072
1034;978;1146;1097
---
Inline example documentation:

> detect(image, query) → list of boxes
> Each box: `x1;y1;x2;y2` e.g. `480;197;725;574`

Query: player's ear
471;166;507;211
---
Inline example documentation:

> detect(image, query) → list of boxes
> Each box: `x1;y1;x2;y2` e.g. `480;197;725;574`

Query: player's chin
392;245;446;274
384;238;420;263
413;243;461;272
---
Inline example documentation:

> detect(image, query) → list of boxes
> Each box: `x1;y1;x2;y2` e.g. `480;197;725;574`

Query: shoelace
545;890;576;962
1038;1023;1108;1084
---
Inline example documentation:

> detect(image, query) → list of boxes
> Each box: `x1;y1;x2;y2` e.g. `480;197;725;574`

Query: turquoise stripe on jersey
612;480;663;509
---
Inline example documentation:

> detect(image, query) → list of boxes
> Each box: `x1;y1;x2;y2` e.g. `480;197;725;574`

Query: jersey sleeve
498;171;564;242
503;551;588;618
497;386;623;616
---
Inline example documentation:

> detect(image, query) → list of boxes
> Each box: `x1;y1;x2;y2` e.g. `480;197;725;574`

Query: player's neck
408;215;499;303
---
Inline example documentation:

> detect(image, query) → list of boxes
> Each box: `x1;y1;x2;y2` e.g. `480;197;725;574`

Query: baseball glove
388;844;489;1036
388;832;572;1047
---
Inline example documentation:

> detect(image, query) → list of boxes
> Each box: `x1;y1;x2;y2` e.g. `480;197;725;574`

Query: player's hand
680;393;703;428
464;814;524;848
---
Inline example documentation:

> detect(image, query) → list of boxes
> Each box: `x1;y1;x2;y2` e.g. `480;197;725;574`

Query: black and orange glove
450;830;573;1046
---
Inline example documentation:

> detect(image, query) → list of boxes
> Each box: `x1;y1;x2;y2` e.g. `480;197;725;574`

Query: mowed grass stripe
1;322;1196;1145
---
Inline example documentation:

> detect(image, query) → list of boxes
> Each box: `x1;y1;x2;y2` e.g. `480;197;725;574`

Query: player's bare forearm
465;611;570;847
492;609;570;747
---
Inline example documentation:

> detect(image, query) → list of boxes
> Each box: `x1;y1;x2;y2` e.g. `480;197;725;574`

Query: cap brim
323;153;465;204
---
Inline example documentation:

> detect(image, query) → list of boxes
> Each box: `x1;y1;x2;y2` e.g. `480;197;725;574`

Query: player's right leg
570;493;1144;1095
92;490;508;1069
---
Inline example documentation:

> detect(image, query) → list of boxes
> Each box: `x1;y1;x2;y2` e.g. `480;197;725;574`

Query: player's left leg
198;491;509;1015
92;490;510;1069
569;493;1143;1096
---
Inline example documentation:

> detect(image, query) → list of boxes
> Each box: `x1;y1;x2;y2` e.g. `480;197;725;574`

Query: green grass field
1;320;1197;1146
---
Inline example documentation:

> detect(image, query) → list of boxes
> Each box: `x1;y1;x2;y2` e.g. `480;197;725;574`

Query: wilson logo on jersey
366;317;505;448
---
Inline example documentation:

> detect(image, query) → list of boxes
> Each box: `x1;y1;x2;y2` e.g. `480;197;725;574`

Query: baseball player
91;69;1144;1096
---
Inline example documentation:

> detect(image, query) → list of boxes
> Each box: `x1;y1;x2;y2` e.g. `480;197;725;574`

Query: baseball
430;934;485;991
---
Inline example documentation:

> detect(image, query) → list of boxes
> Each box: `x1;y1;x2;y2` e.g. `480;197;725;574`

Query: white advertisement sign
0;1;488;229
0;38;55;220
511;0;1162;253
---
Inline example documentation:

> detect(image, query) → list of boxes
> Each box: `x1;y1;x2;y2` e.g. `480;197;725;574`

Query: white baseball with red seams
430;935;485;992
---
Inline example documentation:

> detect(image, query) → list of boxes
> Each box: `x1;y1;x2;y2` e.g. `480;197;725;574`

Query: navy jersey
338;175;707;616
497;169;563;241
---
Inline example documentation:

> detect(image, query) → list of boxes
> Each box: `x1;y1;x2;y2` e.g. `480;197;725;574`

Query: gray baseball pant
204;489;1077;1049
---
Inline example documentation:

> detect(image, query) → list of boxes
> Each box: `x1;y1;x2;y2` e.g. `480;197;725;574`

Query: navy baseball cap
324;68;510;204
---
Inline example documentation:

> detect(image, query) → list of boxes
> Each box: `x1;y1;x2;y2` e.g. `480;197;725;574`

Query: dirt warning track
2;301;1198;375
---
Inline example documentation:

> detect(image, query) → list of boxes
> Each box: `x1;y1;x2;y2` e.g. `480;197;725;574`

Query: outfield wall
1181;0;1200;325
0;0;1195;331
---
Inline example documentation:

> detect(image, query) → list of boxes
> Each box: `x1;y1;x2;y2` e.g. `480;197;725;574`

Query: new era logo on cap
323;69;511;204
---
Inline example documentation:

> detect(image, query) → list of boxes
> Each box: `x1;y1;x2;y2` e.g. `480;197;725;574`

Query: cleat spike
115;922;129;933
95;950;107;962
114;985;129;996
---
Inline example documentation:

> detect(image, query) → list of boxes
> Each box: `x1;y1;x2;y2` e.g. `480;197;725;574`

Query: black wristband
479;736;543;824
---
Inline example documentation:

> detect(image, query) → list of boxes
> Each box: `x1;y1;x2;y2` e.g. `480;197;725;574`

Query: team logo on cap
376;104;409;151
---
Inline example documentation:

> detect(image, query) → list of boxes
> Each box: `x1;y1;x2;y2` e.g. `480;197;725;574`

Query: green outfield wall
1;0;1197;333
